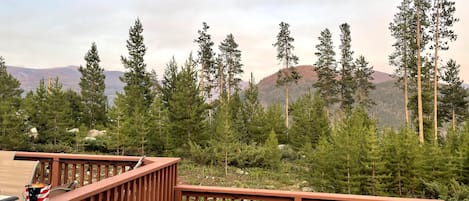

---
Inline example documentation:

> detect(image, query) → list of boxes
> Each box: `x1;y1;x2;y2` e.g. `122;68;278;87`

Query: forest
1;0;469;200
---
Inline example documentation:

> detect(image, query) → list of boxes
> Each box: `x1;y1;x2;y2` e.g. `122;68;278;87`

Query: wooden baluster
87;164;93;184
96;165;101;181
80;164;85;187
112;165;117;176
51;156;60;187
63;163;68;184
71;164;77;182
104;165;109;179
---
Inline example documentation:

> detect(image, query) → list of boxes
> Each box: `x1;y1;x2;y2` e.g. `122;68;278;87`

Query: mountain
464;83;469;89
6;66;125;102
5;65;248;104
257;65;404;128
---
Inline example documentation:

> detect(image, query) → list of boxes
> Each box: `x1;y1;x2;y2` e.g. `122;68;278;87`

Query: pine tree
168;54;207;153
228;90;246;141
389;0;413;126
219;34;243;99
119;18;153;114
289;92;330;150
211;102;237;176
0;56;26;150
22;80;49;143
64;89;82;128
263;130;281;170
430;0;458;141
113;19;154;154
439;59;468;131
314;28;338;108
381;128;423;196
108;98;129;155
333;109;372;194
194;22;216;98
308;137;335;192
273;22;301;129
160;57;178;108
79;42;107;128
147;95;171;155
338;23;356;112
416;0;425;143
264;104;287;144
361;124;387;195
354;56;376;108
243;73;265;144
214;55;227;99
45;78;73;145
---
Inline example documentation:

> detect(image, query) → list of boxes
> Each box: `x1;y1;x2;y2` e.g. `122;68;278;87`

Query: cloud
0;0;468;82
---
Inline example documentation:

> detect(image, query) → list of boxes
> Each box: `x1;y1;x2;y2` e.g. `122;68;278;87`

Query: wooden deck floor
0;151;38;199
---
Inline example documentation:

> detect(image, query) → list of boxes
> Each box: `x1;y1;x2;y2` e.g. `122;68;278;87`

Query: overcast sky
0;0;468;82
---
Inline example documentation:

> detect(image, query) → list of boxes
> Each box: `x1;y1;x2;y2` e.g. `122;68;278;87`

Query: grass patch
177;159;306;191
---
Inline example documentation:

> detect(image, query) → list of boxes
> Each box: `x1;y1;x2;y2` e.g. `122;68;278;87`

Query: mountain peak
258;65;393;87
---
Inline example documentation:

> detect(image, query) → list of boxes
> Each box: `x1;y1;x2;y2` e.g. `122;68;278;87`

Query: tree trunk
200;63;205;94
285;83;289;129
404;66;410;127
452;108;456;132
347;153;351;194
225;151;228;177
416;0;425;144
433;0;440;142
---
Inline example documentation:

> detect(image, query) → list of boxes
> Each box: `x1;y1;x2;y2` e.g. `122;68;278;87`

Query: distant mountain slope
257;65;404;128
6;66;124;102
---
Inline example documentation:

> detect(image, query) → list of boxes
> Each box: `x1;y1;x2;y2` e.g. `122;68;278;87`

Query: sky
0;0;468;83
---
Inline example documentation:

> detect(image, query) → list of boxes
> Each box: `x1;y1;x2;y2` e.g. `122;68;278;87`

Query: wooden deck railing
175;185;442;201
13;152;442;201
14;152;179;201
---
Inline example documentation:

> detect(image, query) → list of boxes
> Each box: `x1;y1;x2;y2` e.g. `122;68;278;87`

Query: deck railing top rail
175;184;443;201
14;151;146;163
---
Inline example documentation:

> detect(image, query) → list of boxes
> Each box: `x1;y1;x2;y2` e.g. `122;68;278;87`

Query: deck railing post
51;156;60;187
174;187;182;201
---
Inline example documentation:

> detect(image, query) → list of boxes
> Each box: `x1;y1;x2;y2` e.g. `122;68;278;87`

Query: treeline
0;0;469;199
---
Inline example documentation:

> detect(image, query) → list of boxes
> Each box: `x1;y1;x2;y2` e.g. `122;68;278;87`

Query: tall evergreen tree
0;56;26;150
219;34;243;99
289;92;330;150
439;59;468;131
168;54;207;153
160;57;178;108
194;22;216;98
79;42;107;128
354;56;376;108
147;95;170;155
273;21;301;129
314;28;338;108
214;55;227;99
110;18;154;155
264;104;288;144
45;78;73;145
338;23;356;112
64;89;83;128
416;0;425;143
119;18;153;114
430;0;458;141
389;0;413;126
243;73;265;144
211;101;237;176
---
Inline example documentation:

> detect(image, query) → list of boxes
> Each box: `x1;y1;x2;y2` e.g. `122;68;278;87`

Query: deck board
0;151;38;199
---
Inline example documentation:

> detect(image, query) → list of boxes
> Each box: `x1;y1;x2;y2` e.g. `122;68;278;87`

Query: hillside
257;65;404;128
6;66;124;102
